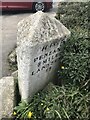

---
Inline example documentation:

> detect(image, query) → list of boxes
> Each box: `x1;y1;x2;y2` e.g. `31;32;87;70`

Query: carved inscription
31;41;61;76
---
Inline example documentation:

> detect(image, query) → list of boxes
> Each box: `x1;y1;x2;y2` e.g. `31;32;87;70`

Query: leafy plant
14;83;90;119
56;2;88;29
56;2;90;91
58;28;90;89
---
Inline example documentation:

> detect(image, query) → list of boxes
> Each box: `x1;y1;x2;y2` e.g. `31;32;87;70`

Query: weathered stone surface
0;76;15;119
17;11;70;102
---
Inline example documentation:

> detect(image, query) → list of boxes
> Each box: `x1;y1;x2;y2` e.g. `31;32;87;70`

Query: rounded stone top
17;11;70;46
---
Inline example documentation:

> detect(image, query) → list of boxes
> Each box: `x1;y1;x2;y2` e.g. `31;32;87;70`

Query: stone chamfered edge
17;11;71;103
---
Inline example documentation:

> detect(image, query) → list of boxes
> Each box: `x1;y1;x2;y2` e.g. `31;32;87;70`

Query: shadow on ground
1;8;51;15
1;10;33;15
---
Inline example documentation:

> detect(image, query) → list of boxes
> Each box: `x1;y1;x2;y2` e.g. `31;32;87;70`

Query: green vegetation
58;29;89;87
56;2;88;30
56;2;90;88
14;2;90;120
14;83;90;119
